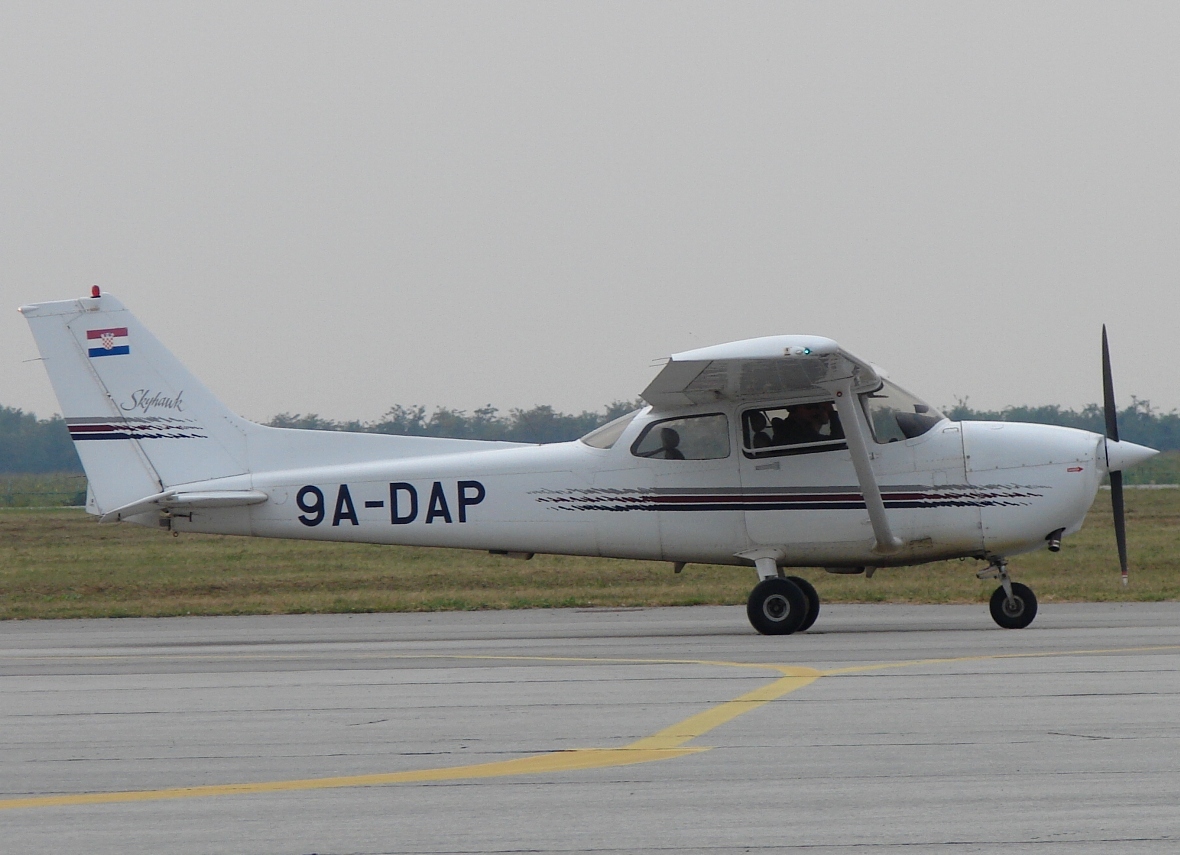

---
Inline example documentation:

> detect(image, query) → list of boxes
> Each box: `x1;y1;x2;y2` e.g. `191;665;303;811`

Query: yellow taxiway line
2;645;1175;811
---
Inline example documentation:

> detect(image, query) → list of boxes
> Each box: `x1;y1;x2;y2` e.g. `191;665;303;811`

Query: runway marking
821;644;1180;676
0;748;709;811
627;666;820;751
2;644;1172;811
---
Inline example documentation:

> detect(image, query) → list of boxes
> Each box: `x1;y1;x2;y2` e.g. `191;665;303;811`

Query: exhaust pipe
1046;528;1064;552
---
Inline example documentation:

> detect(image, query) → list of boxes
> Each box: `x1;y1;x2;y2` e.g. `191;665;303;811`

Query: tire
989;582;1038;629
747;577;808;635
786;575;820;632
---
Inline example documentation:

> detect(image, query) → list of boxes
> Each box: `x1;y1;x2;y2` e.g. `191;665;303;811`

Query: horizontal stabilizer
99;489;269;523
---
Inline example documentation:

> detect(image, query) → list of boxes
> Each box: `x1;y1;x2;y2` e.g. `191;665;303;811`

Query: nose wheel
979;558;1038;629
989;582;1037;629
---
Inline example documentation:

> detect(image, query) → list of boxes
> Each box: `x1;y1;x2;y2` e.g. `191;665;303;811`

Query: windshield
580;409;640;449
861;381;945;443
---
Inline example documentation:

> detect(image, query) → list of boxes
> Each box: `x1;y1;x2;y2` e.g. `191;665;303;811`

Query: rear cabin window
741;401;846;458
630;414;730;460
861;381;945;443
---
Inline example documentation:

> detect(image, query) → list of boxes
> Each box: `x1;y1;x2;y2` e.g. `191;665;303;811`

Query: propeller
1101;326;1129;586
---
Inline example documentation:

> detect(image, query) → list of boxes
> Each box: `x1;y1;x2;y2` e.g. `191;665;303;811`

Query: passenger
780;402;843;444
769;416;787;445
747;411;772;448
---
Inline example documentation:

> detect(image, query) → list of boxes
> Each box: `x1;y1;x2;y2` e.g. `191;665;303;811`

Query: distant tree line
267;401;643;445
943;398;1180;452
0;407;79;474
3;399;1179;475
0;401;643;474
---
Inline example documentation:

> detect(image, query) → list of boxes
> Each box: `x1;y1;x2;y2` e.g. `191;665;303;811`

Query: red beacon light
91;285;100;298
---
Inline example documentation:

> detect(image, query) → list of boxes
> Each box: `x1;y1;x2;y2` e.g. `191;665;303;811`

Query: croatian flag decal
87;327;130;357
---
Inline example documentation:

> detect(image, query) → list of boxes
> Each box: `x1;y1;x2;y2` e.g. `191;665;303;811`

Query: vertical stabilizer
20;292;251;513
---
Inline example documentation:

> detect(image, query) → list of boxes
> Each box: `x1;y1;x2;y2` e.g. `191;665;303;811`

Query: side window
631;414;730;460
741;401;846;458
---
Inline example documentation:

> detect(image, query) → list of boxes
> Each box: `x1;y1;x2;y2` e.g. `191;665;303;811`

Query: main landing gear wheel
989;582;1038;629
747;577;808;635
785;575;820;632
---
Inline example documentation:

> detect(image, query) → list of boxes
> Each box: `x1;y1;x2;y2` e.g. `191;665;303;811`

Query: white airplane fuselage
170;410;1104;570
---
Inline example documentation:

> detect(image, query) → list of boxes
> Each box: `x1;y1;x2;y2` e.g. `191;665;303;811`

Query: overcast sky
4;2;1178;424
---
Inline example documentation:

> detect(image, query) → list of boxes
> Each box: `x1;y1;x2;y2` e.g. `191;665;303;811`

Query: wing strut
828;378;902;554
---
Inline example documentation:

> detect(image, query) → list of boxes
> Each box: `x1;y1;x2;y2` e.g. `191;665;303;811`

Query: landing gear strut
978;558;1038;629
745;557;820;635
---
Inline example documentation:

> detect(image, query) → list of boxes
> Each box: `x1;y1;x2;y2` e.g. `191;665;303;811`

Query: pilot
658;427;685;460
780;402;842;444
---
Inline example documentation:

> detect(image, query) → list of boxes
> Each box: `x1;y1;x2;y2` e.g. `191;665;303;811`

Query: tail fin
20;292;250;513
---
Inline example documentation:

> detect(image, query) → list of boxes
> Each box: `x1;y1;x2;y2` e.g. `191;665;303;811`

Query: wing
641;335;883;410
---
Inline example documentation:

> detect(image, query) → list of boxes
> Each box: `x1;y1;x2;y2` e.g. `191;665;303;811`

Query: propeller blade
1111;470;1129;586
1102;325;1119;442
1102;326;1129;586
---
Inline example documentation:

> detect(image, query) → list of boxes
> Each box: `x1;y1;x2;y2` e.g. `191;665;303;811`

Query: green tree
0;407;82;473
264;400;644;444
946;398;1179;451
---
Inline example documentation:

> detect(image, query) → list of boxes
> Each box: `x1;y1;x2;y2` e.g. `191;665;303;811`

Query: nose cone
1104;439;1159;472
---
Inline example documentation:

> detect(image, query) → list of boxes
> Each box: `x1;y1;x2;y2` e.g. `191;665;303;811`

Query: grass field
1;488;1177;620
0;473;87;508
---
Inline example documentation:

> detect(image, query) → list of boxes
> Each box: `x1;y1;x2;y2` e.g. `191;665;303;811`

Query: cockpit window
580;409;640;449
630;414;730;460
861;381;945;443
741;400;847;458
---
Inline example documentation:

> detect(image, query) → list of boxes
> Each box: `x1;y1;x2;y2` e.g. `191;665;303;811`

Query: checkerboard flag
86;327;129;357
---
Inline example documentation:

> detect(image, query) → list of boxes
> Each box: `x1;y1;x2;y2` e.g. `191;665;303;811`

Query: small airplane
20;288;1158;634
